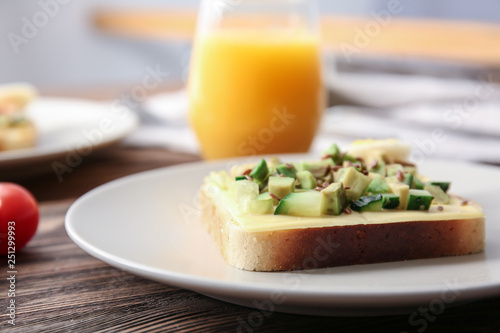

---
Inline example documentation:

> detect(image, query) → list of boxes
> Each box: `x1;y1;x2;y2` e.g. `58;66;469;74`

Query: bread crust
200;186;485;272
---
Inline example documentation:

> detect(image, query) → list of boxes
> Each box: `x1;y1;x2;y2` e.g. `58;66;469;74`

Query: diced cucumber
382;193;400;209
338;167;371;201
296;170;317;190
403;173;413;187
247;198;274;214
322;143;342;164
274;191;322;217
234;180;259;212
407;189;434;211
424;184;450;204
386;164;404;177
297;160;331;178
367;176;391;194
388;183;410;210
351;194;383;212
369;160;386;176
235;176;246;181
258;192;279;205
268;176;295;201
412;177;425;190
249;159;269;187
321;183;348;215
427;181;451;193
403;166;417;175
276;163;297;179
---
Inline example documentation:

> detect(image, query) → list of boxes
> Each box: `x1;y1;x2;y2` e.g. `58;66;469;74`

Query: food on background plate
0;83;37;151
199;139;485;271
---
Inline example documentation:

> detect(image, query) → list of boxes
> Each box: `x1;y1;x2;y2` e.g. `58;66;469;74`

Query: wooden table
2;143;500;332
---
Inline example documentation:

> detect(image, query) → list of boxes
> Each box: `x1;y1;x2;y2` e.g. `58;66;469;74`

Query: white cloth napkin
124;89;199;154
125;73;500;163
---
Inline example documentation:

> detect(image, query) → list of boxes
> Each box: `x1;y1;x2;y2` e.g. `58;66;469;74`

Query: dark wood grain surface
1;144;500;332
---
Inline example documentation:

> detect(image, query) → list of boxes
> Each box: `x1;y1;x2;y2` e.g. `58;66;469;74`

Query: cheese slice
206;184;484;233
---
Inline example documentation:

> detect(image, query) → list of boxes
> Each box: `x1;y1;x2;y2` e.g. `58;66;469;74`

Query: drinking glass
188;0;325;159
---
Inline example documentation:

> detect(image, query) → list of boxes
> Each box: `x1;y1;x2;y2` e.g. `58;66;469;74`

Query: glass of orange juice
188;0;325;159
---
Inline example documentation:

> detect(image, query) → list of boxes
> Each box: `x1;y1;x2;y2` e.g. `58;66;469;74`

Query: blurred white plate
0;97;138;176
65;156;500;316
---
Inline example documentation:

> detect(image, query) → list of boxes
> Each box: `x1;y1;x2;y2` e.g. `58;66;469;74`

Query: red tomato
0;183;39;255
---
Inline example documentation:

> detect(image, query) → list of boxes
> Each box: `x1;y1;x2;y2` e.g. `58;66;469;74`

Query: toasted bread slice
199;139;486;271
200;183;485;271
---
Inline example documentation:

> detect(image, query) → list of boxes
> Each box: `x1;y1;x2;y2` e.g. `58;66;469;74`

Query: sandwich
0;83;37;151
199;139;485;271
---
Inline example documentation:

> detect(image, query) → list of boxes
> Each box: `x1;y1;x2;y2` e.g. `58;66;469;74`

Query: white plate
65;157;500;316
0;97;138;175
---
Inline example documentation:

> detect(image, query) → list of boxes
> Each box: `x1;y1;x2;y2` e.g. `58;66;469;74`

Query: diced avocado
342;161;353;168
276;163;297;179
412;177;425;190
207;171;232;190
427;181;451;193
321;183;348;215
323;157;336;166
381;193;400;209
386;164;404;177
351;194;383;212
268;157;282;170
268;176;295;201
258;192;279;205
322;143;342;164
297;160;330;178
342;154;359;164
247;198;274;214
424;184;450;204
387;173;413;187
234;180;259;212
235;175;246;181
296;170;317;190
342;159;365;173
274;191;322;217
338;167;372;201
321;169;334;184
249;159;269;187
403;166;417;175
369;160;386;176
385;176;397;183
367;176;391;194
367;172;380;180
333;167;347;182
407;189;434;211
388;182;410;210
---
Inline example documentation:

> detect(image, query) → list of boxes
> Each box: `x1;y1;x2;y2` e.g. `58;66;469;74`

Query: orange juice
188;29;325;159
